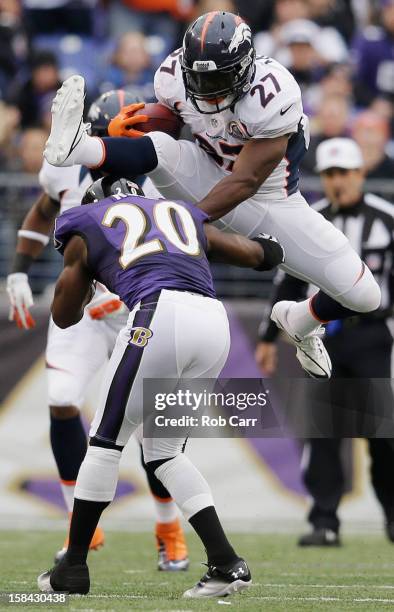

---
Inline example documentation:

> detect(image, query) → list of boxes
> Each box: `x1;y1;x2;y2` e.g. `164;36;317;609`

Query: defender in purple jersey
54;180;217;312
38;176;284;599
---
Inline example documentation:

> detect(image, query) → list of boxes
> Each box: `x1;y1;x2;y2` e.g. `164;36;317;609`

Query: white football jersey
39;160;161;214
39;160;93;214
154;52;310;200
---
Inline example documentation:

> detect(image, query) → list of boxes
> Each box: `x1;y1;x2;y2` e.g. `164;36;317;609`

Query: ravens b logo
129;327;153;347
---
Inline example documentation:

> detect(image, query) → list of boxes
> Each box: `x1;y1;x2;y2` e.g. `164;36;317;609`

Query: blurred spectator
7;50;61;128
302;94;351;172
319;63;353;101
281;18;349;65
370;96;394;123
232;0;275;33
352;0;394;106
305;63;354;115
254;0;310;59
351;0;373;28
0;0;28;99
307;0;356;44
351;110;394;179
14;127;48;174
281;20;324;96
109;0;193;50
0;101;20;170
23;0;98;37
256;17;349;91
194;0;235;18
100;31;155;99
312;94;351;139
370;96;394;142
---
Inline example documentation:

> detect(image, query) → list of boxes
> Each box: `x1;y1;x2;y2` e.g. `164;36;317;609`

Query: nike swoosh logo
280;105;293;115
65;117;83;161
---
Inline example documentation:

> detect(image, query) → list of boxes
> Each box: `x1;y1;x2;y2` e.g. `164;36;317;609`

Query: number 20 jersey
54;194;216;310
155;52;309;200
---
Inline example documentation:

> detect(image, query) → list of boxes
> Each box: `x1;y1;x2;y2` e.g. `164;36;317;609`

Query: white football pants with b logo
147;132;380;313
89;289;230;462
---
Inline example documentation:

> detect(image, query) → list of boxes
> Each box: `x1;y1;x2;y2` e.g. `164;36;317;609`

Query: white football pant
89;289;230;460
46;309;128;408
147;132;380;313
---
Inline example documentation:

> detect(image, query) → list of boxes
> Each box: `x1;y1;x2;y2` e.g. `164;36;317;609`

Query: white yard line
85;594;148;599
280;572;394;578
260;583;394;589
248;595;394;603
76;593;394;604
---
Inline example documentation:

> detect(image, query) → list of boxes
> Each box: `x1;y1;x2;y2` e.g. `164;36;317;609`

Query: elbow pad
251;234;285;271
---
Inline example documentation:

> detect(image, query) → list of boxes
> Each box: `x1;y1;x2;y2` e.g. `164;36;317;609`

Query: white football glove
86;289;126;320
6;273;35;329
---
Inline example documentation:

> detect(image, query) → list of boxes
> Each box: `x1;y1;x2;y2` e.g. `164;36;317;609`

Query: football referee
256;137;394;545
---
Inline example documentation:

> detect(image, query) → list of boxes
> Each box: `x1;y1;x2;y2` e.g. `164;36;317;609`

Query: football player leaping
44;11;381;378
7;90;190;572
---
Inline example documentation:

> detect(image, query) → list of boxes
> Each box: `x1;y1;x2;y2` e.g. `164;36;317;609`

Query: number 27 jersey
54;195;216;310
155;53;310;200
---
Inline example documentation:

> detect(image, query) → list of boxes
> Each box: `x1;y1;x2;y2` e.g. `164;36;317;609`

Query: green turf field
0;530;393;611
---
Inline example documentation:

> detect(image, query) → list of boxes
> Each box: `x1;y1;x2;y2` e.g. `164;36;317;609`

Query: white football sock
73;136;104;168
60;481;75;513
286;298;321;337
153;498;179;524
154;454;214;521
75;446;121;502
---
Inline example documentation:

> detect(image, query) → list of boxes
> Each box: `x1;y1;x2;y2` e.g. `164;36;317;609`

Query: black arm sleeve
100;136;158;178
258;272;309;342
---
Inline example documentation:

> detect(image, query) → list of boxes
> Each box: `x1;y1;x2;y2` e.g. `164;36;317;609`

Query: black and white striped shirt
313;194;394;310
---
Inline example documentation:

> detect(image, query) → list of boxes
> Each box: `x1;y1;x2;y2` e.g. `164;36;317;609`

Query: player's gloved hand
251;233;285;271
86;290;126;320
6;273;36;329
108;103;149;138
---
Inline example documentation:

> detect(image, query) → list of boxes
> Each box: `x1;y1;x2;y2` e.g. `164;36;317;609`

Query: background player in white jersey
6;90;190;571
44;11;381;380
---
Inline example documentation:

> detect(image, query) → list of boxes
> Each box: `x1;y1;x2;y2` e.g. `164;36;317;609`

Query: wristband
258;322;280;343
11;253;35;274
18;229;50;246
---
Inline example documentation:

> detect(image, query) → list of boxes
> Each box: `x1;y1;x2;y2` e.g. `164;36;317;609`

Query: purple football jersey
54;194;216;309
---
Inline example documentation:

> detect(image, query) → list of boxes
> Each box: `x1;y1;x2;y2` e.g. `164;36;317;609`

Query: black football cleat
298;528;341;547
183;557;251;598
37;558;90;594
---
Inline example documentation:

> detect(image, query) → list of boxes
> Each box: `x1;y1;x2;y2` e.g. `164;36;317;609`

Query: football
131;103;184;140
